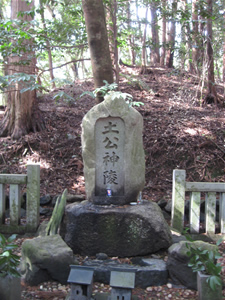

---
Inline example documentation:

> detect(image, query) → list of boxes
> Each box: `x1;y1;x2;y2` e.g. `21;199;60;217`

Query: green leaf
216;238;223;246
7;234;17;243
208;275;222;291
80;91;95;99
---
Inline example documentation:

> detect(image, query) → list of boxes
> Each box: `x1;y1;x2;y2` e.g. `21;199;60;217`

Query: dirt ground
0;66;225;299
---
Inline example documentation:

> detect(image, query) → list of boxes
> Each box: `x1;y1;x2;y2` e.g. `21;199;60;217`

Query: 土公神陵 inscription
95;117;125;198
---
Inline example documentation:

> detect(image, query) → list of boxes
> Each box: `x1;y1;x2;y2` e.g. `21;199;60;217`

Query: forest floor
0;65;225;299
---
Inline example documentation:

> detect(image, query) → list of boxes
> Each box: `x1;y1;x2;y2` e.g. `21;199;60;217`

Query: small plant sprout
0;234;20;278
186;239;223;291
80;80;144;108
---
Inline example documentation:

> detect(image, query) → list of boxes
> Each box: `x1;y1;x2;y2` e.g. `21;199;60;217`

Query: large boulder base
167;240;218;290
60;200;172;257
20;234;74;286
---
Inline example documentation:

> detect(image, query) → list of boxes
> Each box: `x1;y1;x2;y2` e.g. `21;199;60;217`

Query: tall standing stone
81;93;145;205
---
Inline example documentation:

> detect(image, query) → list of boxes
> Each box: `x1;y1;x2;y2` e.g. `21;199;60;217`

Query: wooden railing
171;169;225;234
0;164;40;234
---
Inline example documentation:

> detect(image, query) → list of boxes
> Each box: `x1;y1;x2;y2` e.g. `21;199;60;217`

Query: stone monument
82;92;145;205
60;93;172;257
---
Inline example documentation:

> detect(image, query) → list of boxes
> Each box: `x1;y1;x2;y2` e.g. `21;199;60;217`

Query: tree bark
150;3;160;64
109;0;119;85
39;0;56;89
166;0;177;68
160;0;166;66
141;8;148;74
127;2;135;65
192;0;200;75
82;0;113;103
205;0;218;105
0;0;45;139
223;0;225;100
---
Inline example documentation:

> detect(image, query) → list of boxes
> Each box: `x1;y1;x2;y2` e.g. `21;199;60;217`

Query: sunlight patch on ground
184;127;210;136
21;156;52;170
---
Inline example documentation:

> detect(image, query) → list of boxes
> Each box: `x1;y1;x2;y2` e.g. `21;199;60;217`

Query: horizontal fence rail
172;169;225;234
0;164;40;234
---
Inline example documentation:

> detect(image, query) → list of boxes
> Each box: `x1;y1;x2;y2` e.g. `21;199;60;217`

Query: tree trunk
150;3;160;64
160;0;166;66
109;0;119;85
82;0;113;103
192;0;200;75
223;0;225;100
39;0;56;89
141;8;148;74
205;0;218;105
127;2;135;65
166;0;177;68
0;0;45;139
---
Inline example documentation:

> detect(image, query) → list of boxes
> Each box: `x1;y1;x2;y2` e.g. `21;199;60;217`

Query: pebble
167;283;173;289
146;287;153;292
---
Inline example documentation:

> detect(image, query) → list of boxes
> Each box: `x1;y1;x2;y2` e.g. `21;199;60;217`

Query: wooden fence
171;169;225;234
0;164;40;234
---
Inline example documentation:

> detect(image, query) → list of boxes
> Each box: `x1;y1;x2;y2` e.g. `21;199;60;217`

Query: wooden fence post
220;193;225;234
26;164;40;232
9;184;21;226
190;192;201;234
205;192;217;234
0;184;5;224
172;169;186;232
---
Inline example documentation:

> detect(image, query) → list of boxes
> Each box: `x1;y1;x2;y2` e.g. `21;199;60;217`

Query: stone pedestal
60;200;172;257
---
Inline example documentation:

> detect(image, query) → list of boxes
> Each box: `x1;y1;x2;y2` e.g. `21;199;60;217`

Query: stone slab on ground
83;258;168;288
60;200;172;257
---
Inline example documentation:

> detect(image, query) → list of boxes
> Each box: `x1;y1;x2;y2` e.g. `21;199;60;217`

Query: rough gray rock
40;194;51;206
83;258;168;288
20;234;74;286
167;240;218;290
60;200;172;257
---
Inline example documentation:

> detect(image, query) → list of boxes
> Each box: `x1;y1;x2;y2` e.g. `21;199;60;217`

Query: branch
49;44;88;50
37;58;91;78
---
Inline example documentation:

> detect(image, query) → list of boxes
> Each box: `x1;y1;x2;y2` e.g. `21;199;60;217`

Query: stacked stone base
60;200;172;257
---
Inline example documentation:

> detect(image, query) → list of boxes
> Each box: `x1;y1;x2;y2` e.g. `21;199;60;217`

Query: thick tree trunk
109;0;119;85
205;0;218;105
39;0;55;89
0;0;45;139
160;0;166;66
223;0;225;100
82;0;113;103
150;3;160;64
166;1;177;68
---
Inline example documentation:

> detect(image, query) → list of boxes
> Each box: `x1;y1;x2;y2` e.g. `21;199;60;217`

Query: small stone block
110;268;136;289
68;266;94;285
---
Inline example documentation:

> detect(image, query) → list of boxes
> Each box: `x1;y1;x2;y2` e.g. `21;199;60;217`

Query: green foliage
186;239;223;291
0;234;20;278
53;91;74;104
80;80;144;108
0;73;42;93
80;80;118;99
